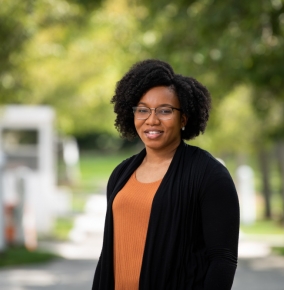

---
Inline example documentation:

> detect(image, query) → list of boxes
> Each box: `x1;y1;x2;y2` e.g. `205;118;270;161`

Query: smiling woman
92;59;239;290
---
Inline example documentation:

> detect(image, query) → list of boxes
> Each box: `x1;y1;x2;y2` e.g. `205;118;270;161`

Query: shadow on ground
0;258;98;290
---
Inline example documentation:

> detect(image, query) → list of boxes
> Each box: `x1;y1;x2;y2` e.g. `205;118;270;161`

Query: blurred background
0;0;284;289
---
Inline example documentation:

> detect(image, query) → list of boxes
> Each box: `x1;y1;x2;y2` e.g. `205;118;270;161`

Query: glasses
132;106;182;120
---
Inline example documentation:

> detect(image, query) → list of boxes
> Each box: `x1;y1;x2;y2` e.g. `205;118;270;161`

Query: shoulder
185;143;234;183
108;154;136;183
106;150;144;198
185;143;226;170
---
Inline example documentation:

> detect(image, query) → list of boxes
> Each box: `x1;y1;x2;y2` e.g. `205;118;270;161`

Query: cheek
134;120;143;131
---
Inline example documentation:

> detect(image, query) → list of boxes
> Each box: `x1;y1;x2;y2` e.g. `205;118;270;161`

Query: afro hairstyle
111;59;211;140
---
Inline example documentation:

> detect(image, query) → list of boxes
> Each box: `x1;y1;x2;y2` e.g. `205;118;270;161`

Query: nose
146;108;160;125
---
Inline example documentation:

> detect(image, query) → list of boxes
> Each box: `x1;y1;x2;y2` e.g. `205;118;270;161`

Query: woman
92;59;239;290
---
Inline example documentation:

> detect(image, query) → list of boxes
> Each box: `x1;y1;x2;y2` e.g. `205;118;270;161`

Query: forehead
138;86;179;107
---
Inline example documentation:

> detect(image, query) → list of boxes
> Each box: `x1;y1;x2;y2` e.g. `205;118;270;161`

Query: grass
57;150;136;212
272;247;284;256
240;220;284;235
38;216;74;241
0;246;58;268
75;150;136;194
52;217;74;240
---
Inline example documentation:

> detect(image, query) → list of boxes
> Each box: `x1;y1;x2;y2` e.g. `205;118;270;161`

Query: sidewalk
40;193;106;260
238;231;284;258
233;254;284;290
0;193;284;290
233;232;284;290
0;258;97;290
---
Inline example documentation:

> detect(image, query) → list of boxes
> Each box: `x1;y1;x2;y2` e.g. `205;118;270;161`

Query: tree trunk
258;149;272;219
276;140;284;223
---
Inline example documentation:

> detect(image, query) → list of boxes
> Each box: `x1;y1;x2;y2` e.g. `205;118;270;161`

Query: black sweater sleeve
200;163;240;290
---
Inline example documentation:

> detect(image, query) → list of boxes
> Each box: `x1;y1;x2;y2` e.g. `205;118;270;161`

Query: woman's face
134;86;187;153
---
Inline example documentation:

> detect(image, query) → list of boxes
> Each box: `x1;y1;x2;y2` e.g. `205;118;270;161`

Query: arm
201;165;240;290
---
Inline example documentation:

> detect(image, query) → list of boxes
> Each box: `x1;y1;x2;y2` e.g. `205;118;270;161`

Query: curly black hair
111;59;211;140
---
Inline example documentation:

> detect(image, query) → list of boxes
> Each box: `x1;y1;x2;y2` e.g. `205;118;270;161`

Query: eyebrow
137;102;174;107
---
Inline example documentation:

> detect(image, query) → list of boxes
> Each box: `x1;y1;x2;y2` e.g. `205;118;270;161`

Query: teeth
148;131;160;134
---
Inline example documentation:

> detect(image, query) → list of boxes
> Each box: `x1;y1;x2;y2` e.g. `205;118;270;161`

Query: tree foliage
1;0;284;142
138;0;284;140
1;0;284;218
1;0;145;135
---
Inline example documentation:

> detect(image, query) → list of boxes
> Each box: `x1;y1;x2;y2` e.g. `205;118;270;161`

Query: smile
144;130;163;139
147;130;162;134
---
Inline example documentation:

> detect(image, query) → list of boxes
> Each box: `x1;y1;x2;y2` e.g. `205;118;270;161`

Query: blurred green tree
0;0;33;102
0;0;144;136
138;0;284;219
1;0;284;218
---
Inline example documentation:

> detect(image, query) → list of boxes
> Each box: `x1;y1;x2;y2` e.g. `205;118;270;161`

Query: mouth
144;130;163;139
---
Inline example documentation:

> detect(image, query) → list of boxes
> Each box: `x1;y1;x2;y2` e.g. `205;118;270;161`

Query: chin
144;140;171;150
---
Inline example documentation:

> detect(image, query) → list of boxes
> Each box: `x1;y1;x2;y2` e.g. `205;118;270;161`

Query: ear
181;114;188;128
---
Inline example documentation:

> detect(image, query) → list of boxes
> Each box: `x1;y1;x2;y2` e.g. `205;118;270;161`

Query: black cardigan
92;141;239;290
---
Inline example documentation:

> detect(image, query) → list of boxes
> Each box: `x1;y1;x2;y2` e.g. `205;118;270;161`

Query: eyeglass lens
133;107;174;120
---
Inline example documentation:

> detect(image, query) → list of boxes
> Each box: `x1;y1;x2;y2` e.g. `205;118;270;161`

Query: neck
144;141;181;165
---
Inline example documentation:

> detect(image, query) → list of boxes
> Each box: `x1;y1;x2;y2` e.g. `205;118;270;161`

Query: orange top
112;172;161;290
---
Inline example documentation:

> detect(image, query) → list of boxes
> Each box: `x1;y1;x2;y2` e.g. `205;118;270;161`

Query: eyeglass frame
132;105;182;120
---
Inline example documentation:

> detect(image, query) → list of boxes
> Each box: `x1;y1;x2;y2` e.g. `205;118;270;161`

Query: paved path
1;255;283;290
0;194;284;290
0;259;98;290
233;255;284;290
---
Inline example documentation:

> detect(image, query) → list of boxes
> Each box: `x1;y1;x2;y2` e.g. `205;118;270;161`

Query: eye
137;107;149;113
158;107;172;115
